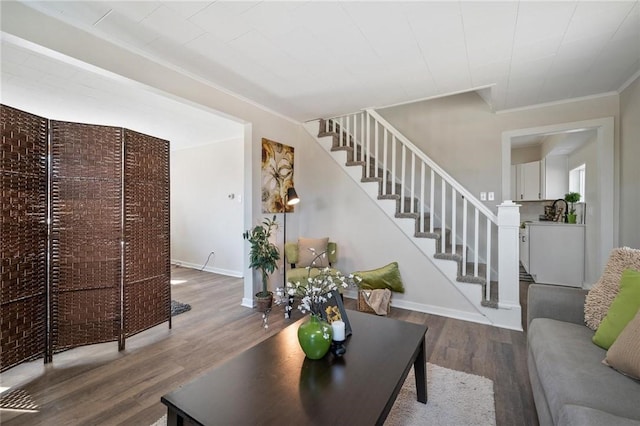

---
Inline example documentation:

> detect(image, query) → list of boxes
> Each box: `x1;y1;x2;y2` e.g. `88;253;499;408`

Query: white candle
332;320;345;341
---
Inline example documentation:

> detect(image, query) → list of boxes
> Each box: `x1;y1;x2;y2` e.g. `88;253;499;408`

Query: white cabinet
513;155;569;201
517;161;541;201
528;223;584;287
519;227;530;273
541;155;568;200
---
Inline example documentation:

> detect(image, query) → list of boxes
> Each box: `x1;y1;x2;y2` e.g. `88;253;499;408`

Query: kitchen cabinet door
518;161;541;201
541;155;568;200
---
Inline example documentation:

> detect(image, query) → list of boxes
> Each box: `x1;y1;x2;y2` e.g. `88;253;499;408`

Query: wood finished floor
1;266;538;425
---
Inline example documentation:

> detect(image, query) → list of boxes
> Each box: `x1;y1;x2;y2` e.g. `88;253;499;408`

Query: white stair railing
322;110;499;297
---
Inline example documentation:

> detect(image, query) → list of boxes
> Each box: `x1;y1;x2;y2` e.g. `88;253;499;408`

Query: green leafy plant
243;216;280;297
564;192;581;214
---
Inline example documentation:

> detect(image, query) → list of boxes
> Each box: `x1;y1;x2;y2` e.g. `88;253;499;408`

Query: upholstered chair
284;239;338;286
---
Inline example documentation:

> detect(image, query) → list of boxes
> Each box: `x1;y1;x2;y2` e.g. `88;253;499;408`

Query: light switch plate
488;192;495;201
480;192;487;201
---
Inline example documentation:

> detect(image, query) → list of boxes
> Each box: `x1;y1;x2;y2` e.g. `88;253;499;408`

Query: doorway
501;117;616;286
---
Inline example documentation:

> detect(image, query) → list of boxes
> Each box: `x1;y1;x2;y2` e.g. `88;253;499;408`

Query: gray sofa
527;284;640;426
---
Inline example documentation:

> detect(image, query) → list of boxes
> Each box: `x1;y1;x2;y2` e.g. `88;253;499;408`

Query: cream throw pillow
584;247;640;330
297;237;329;268
604;308;640;380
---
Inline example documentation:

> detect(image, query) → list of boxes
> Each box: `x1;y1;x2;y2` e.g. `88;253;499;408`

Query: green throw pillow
593;269;640;350
354;262;405;293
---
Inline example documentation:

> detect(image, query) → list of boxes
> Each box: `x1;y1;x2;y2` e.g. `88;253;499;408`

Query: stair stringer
304;121;510;327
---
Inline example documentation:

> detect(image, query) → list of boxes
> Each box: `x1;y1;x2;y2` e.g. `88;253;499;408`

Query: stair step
481;281;499;307
415;231;441;239
433;228;452;249
381;181;402;196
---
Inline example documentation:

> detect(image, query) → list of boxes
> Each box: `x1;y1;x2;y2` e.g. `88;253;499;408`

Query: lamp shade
287;187;300;205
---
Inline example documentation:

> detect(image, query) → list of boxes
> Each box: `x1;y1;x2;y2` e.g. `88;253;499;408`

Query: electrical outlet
480;192;487;201
488;192;495;201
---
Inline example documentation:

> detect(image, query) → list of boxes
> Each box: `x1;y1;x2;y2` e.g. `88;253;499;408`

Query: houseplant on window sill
243;216;280;312
564;192;581;224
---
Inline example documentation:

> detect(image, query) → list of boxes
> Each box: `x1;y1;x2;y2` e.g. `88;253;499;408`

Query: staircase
303;110;522;330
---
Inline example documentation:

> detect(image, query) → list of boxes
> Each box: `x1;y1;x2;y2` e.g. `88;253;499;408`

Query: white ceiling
0;38;245;151
512;128;596;156
2;1;640;146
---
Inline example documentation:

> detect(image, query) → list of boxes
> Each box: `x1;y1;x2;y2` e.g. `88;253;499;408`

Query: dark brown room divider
1;104;170;371
50;121;123;352
122;129;171;345
1;106;48;371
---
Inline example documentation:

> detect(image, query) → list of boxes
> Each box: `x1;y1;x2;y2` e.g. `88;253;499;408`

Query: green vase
297;315;333;359
568;213;577;224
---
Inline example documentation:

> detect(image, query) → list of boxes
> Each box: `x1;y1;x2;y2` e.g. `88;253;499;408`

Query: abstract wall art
261;138;295;213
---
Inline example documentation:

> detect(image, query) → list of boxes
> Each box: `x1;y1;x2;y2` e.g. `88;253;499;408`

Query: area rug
170;300;191;316
150;363;495;426
0;388;39;412
386;363;495;426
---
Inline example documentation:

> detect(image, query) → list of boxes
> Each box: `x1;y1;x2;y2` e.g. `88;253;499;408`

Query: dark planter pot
255;292;273;312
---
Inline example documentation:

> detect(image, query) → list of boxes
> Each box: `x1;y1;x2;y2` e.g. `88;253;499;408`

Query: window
569;164;586;203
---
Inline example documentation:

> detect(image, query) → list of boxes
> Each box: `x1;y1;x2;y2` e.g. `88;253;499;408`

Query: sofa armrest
527;284;588;328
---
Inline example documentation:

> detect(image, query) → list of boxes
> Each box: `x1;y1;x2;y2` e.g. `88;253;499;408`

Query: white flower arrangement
281;249;362;318
263;249;360;329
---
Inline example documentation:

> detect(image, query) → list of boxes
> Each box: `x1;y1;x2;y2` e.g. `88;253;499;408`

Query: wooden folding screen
49;121;123;353
1;104;170;370
1;106;48;372
122;130;170;345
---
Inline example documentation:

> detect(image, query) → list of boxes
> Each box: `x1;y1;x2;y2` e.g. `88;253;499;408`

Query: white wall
620;75;640;249
511;146;541;165
171;139;244;276
377;91;619;209
568;135;599;285
295;126;484;323
378;92;504;212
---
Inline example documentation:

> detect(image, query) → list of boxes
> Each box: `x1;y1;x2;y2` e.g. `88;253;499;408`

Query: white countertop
524;221;585;227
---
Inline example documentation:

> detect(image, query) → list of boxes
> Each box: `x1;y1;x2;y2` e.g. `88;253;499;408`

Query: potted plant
564;192;581;224
243;216;280;312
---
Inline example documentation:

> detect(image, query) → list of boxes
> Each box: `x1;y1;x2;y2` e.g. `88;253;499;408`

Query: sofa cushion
558;405;640;426
585;247;640;330
297;237;329;268
528;318;640;424
605;308;640;380
354;262;405;293
593;269;640;349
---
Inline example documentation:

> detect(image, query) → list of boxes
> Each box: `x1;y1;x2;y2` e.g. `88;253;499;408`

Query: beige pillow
297;237;329;268
584;247;640;330
604;308;640;380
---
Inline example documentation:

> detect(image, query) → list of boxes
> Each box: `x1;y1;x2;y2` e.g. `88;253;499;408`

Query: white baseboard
171;259;243;278
241;298;255;308
343;289;492;327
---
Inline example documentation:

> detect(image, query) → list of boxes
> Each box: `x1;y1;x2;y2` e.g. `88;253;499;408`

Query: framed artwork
321;290;352;337
261;138;294;213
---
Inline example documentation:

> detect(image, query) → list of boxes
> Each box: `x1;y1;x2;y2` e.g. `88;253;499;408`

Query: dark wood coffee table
161;310;428;425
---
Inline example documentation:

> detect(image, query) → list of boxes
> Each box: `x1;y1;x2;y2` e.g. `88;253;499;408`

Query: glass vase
297;314;333;359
